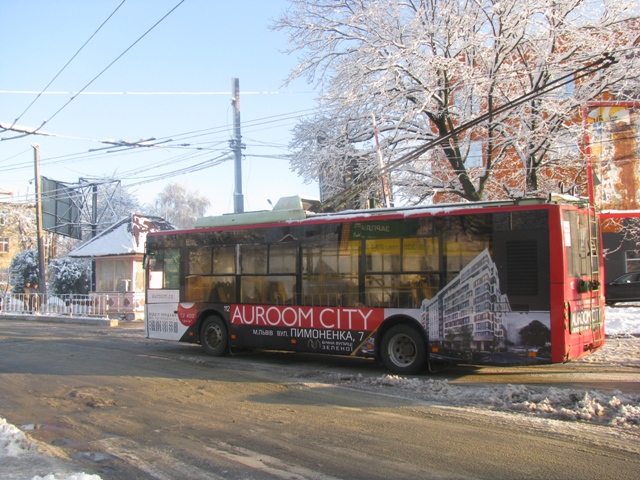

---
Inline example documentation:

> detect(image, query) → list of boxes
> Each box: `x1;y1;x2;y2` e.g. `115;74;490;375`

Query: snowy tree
48;257;91;295
9;249;39;293
4;204;36;251
149;183;210;229
274;0;640;206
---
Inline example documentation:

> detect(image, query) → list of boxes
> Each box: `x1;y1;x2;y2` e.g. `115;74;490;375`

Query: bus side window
148;249;180;289
185;275;215;302
148;255;164;289
163;250;181;289
301;243;360;307
188;248;212;275
239;244;296;305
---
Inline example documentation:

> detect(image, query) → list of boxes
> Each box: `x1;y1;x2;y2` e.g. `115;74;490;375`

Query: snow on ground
341;348;640;428
338;305;640;431
1;306;639;479
0;417;100;480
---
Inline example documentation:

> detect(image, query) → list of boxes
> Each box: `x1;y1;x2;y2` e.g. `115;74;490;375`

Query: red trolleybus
144;195;604;374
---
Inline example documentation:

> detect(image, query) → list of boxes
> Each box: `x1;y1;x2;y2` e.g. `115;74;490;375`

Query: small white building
68;214;173;320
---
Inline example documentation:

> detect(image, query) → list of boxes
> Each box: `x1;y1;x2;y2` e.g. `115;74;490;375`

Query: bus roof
187;194;589;232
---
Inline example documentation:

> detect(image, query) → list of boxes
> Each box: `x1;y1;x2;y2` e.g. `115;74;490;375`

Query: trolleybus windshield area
144;196;604;374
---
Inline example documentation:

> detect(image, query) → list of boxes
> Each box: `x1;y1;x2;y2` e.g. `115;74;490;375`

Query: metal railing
1;293;110;317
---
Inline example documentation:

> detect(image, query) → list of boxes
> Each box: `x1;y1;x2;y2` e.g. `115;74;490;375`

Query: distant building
587;102;640;281
600;211;640;282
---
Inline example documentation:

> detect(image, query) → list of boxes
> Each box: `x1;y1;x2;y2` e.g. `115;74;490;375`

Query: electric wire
8;0;127;129
0;107;317;175
2;0;185;139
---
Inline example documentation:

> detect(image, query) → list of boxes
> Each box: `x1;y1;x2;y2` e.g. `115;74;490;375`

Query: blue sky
0;0;320;215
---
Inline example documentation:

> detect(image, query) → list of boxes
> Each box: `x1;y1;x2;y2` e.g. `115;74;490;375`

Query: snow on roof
68;214;174;258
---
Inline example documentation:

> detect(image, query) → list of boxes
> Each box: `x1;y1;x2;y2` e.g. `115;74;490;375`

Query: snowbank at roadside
342;366;640;429
1;414;101;480
338;306;640;431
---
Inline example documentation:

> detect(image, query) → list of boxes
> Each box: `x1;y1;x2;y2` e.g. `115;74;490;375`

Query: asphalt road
0;317;638;479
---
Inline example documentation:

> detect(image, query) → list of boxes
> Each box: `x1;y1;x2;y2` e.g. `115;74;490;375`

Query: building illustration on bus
144;195;604;374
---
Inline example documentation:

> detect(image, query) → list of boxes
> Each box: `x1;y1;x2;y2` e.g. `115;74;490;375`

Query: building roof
68;214;174;258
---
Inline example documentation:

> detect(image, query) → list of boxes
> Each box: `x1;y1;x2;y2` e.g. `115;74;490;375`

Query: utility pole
91;183;98;291
92;183;98;238
231;78;244;213
32;144;47;298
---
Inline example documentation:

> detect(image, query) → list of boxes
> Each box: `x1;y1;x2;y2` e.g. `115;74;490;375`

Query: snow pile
578;336;640;367
343;375;640;428
0;416;35;456
0;417;102;480
337;305;640;430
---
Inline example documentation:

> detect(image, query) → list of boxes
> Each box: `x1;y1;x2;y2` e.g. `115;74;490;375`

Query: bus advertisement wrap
230;305;384;330
230;304;387;355
144;197;605;372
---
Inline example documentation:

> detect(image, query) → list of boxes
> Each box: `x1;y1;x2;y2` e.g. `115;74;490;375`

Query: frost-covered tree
274;0;640;206
9;249;39;293
4;204;36;251
149;183;210;229
48;257;91;295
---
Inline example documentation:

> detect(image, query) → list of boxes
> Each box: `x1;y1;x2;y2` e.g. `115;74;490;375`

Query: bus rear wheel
380;324;427;374
200;316;228;356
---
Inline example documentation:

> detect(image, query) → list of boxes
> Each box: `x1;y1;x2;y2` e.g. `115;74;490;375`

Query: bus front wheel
380;324;427;374
200;316;228;356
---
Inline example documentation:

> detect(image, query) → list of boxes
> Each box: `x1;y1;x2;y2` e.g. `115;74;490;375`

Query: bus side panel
228;304;387;357
145;290;195;343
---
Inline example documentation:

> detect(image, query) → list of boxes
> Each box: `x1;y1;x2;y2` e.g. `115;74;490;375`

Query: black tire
200;316;228;356
380;324;428;374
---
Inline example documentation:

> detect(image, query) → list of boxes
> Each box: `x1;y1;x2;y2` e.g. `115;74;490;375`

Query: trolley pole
231;78;244;213
32;144;47;298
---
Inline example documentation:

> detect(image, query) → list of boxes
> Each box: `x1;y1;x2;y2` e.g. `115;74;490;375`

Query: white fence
0;292;143;318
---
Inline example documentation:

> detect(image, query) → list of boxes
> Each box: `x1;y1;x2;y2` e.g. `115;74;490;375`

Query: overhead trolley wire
1;0;186;140
7;0;127;129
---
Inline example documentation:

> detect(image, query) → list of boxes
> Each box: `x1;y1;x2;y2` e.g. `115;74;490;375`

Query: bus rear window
564;211;598;278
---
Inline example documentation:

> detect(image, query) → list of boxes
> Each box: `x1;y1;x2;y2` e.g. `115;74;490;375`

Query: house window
626;250;640;273
466;141;483;168
0;237;8;253
97;258;131;291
